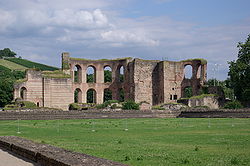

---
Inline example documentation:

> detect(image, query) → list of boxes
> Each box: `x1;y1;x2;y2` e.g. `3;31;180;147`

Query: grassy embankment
0;118;249;166
5;58;58;71
0;59;27;71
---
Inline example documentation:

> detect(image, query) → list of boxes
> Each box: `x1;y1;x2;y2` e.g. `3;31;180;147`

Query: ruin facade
14;52;207;110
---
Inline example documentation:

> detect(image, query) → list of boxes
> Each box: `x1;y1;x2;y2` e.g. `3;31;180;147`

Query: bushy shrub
3;104;19;110
20;101;37;108
122;100;139;110
4;101;37;110
95;100;120;109
110;104;117;109
224;100;243;109
69;103;81;110
95;104;106;109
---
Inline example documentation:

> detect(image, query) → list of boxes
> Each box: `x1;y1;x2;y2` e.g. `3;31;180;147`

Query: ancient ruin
14;52;207;110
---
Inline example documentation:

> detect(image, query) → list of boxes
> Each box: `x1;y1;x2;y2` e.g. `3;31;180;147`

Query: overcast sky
0;0;249;80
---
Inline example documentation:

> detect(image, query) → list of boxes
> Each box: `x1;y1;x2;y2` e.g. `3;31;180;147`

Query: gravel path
0;149;39;166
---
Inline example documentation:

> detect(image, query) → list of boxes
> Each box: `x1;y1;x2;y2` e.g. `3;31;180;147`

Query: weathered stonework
14;52;207;110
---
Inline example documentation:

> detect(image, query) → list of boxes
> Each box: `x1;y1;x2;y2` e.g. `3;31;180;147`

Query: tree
0;48;16;58
228;34;250;105
206;79;234;100
104;70;112;82
0;70;25;107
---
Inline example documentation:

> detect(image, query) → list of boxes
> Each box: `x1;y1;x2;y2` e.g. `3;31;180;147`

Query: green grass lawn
0;59;27;71
5;58;58;71
0;118;249;166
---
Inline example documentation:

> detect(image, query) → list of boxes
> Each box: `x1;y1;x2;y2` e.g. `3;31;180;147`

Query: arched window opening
104;89;112;102
104;66;112;83
183;86;193;98
87;89;96;103
184;65;192;79
87;66;96;83
119;88;125;102
118;66;124;82
20;87;27;100
74;65;82;83
74;88;82;103
197;65;202;79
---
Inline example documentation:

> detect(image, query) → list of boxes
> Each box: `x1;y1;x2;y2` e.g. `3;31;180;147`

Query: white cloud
52;9;109;29
101;30;159;46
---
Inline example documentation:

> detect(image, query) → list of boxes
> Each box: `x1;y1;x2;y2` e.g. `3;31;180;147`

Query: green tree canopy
0;70;25;107
228;34;250;104
0;48;16;58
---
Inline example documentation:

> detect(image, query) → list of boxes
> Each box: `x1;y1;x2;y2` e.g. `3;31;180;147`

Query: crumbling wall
14;70;43;107
188;96;220;109
133;59;160;105
14;53;207;110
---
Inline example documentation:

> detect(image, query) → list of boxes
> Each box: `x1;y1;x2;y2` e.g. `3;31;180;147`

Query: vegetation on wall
42;70;70;78
122;100;139;110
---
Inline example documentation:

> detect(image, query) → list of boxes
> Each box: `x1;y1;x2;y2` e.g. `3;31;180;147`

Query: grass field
0;118;249;166
0;59;27;71
5;58;58;71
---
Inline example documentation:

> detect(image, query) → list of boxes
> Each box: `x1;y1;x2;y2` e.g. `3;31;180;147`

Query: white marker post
124;118;128;131
92;121;95;132
17;119;21;134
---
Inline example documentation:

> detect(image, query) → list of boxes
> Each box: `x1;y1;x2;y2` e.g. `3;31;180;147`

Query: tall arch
196;64;202;79
87;66;96;83
87;89;97;103
104;88;112;102
74;65;82;83
20;87;27;100
104;66;112;83
118;65;124;82
74;88;82;103
184;65;192;79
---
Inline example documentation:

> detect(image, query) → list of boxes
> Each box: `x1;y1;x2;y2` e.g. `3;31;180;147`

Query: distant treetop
0;48;16;58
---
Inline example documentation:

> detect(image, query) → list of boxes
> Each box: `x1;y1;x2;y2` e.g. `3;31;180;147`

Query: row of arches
74;88;124;103
74;65;124;83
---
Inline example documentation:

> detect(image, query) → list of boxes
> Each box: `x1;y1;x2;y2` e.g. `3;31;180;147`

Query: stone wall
14;70;44;107
0;109;180;120
133;59;159;105
0;136;126;166
178;108;250;118
1;108;250;120
43;77;73;110
189;96;220;109
14;52;207;110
